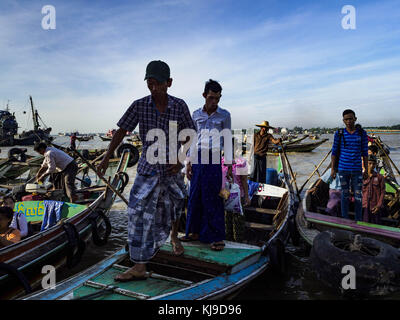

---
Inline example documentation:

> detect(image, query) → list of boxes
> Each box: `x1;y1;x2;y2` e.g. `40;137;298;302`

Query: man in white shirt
34;142;78;203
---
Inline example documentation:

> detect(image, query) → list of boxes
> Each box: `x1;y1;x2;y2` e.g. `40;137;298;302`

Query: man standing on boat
182;79;232;251
97;60;196;281
34;142;79;203
330;109;368;221
249;121;281;183
70;132;77;150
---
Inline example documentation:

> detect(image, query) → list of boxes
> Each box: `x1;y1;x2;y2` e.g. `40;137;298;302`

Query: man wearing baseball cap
97;60;196;281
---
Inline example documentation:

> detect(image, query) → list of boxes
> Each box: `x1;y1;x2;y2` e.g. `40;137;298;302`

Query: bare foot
171;238;184;256
114;265;148;282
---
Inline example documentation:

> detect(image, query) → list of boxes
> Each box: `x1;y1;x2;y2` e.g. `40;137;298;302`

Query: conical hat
255;120;275;129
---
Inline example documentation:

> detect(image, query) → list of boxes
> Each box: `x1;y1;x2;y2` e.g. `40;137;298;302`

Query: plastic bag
224;182;243;215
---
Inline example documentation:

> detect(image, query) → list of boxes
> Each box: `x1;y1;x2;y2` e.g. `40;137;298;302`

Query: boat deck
71;238;262;300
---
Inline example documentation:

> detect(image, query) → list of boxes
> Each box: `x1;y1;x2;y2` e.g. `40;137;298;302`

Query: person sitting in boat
0;206;21;247
330;109;368;221
1;195;28;238
249;121;281;183
309;167;342;217
34;142;78;203
362;155;385;224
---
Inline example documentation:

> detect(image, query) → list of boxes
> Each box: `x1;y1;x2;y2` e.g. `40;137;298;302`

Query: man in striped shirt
330;109;368;221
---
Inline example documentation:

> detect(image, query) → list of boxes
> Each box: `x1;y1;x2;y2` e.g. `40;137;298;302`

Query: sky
0;0;399;133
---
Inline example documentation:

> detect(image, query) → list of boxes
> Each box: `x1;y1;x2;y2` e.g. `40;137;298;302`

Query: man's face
203;91;221;109
368;161;376;171
147;78;172;97
37;148;46;155
342;113;356;128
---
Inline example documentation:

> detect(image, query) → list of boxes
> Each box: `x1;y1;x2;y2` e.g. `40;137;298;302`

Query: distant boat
309;134;320;140
76;135;94;142
100;129;116;141
0;102;18;146
99;135;112;141
4;96;53;146
268;139;329;154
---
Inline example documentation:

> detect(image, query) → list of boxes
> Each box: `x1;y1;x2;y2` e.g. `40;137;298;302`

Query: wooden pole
77;151;107;174
70;148;129;205
279;142;300;200
375;138;400;177
298;149;331;194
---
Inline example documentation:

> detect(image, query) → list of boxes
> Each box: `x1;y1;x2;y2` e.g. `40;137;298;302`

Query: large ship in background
0;103;19;146
0;96;53;146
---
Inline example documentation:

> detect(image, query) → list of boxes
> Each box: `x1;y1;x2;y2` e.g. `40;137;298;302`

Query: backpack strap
337;128;345;149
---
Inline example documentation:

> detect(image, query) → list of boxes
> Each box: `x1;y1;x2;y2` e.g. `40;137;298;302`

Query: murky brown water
3;133;399;300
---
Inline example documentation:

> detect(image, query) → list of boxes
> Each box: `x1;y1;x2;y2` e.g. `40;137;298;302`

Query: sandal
210;242;225;251
114;269;151;282
179;234;199;242
171;240;184;256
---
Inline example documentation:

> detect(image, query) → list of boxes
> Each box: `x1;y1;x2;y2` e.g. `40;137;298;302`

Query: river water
3;133;399;300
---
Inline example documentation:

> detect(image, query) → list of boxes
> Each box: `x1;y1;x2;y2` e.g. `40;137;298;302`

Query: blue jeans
338;170;363;221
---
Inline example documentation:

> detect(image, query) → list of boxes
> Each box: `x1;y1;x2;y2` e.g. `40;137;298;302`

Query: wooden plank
245;222;274;231
113;264;193;285
84;280;150;300
244;207;277;215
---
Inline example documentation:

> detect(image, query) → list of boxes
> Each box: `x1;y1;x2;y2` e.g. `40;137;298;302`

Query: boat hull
0;150;130;299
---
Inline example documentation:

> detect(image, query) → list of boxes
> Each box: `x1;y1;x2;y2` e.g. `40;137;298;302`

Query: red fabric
22;194;44;201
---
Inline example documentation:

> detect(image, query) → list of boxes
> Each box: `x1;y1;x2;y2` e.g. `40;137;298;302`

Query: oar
375;138;400;177
298;149;331;194
49;142;129;205
279;142;300;200
77;151;107;174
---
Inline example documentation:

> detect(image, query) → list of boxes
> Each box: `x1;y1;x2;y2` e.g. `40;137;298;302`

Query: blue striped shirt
331;128;368;171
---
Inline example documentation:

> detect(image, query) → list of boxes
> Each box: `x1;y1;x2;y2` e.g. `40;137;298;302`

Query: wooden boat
281;134;309;146
296;139;400;248
13;96;53;146
268;139;329;154
0;154;43;184
296;137;400;295
23;153;299;300
76;136;93;142
0;149;133;300
99;135;112;141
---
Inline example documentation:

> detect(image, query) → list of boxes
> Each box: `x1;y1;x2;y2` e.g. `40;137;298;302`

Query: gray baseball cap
144;60;170;83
